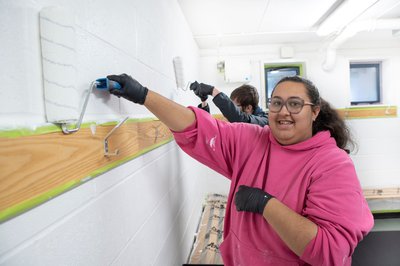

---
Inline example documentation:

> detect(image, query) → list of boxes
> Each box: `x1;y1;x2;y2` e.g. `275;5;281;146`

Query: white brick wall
2;0;398;264
0;143;229;265
0;0;230;265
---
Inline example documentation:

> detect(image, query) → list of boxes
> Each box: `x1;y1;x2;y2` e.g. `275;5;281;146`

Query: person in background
190;82;268;127
106;73;373;266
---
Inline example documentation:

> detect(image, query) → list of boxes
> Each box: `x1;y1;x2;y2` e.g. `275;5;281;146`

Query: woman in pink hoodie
107;74;374;266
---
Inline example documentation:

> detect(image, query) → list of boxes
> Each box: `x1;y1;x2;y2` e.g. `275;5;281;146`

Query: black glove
234;185;273;214
197;103;210;113
107;74;148;105
190;81;214;102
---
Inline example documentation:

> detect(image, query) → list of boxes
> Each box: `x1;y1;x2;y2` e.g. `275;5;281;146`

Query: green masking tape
0;118;161;138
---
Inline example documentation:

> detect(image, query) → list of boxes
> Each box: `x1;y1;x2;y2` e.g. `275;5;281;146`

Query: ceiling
178;0;400;49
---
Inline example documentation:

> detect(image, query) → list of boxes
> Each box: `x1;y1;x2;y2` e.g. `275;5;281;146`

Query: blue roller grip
95;78;122;90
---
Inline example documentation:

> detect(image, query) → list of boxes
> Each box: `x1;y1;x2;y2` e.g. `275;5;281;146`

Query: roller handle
95;78;122;90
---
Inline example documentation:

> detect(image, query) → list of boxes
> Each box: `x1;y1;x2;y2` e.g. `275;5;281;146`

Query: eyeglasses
267;97;314;114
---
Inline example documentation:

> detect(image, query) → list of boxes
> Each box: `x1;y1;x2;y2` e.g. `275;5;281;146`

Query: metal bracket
60;81;96;134
104;117;129;156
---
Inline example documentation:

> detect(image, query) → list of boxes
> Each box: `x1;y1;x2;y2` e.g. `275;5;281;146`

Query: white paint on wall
40;6;80;123
0;0;45;128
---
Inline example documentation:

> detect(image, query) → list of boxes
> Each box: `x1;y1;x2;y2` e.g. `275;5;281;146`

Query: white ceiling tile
179;0;268;35
258;0;338;31
178;0;400;49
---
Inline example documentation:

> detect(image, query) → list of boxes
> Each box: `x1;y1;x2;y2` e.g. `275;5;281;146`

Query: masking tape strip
0;118;160;138
345;116;397;119
371;209;400;214
339;106;397;111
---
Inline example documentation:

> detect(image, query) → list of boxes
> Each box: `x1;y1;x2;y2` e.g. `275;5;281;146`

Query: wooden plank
337;106;397;119
215;105;397;121
0;119;172;222
1;106;396;223
363;187;400;199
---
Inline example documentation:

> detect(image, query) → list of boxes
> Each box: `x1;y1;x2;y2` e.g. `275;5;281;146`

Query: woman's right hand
107;73;148;105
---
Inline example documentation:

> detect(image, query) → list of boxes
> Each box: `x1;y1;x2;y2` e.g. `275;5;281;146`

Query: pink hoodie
173;107;373;266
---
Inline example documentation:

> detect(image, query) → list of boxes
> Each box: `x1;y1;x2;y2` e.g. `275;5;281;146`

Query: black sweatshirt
197;92;268;127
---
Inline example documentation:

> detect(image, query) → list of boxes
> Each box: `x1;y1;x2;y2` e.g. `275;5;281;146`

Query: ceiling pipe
316;0;377;37
322;18;400;71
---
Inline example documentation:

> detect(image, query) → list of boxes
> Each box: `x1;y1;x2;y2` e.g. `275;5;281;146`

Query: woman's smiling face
269;81;320;145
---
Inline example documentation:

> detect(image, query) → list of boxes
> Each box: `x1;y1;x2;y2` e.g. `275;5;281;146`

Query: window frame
349;62;382;105
264;63;305;108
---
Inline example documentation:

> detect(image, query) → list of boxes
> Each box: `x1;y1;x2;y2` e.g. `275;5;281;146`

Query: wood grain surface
0;120;172;221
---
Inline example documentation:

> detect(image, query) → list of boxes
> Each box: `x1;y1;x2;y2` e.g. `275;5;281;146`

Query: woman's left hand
234;185;273;214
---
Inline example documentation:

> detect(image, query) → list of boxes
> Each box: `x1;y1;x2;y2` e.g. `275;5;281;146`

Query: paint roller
95;78;121;90
40;6;79;125
173;56;190;90
40;6;122;134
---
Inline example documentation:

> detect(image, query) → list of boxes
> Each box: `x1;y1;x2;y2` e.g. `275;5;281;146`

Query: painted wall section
0;0;230;265
198;41;400;189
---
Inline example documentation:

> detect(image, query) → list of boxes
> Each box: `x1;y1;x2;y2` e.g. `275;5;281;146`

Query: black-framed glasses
267;97;314;114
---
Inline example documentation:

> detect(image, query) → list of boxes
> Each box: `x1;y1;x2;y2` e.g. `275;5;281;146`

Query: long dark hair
273;76;355;153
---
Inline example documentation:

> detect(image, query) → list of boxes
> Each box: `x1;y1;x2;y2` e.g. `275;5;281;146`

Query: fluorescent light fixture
317;0;379;36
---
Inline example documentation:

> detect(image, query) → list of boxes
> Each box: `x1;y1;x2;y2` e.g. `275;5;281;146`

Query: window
264;64;304;102
350;63;381;105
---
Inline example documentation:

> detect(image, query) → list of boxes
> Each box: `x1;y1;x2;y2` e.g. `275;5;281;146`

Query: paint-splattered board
0;118;172;222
